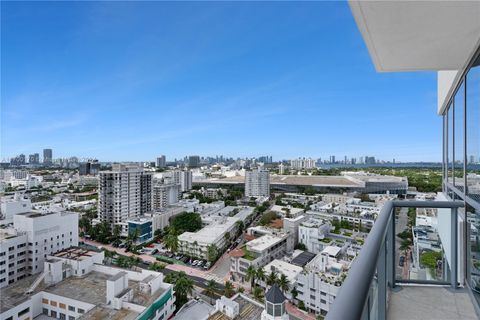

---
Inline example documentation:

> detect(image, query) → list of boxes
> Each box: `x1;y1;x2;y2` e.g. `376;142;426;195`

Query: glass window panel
454;81;465;191
467;203;480;301
467;55;480;204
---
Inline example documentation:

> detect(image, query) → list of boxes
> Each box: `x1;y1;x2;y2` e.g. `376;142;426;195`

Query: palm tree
205;279;217;303
129;228;140;245
164;227;178;252
245;265;256;289
253;286;264;302
256;267;266;287
291;286;299;301
266;270;278;286
224;232;231;248
174;272;194;308
277;273;289;293
112;225;122;245
235;220;244;237
103;250;115;265
224;280;235;298
237;286;245;294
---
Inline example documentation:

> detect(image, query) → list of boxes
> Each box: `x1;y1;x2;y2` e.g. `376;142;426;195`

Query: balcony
326;200;480;320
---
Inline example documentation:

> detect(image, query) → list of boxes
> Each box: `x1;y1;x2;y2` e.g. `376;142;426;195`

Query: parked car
197;261;204;267
203;262;211;270
193;260;199;266
151;249;158;255
399;256;405;267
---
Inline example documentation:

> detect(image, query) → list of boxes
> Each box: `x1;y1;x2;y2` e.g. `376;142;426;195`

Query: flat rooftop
0;274;47;313
196;174;362;187
178;217;239;244
175;299;214;320
263;260;303;283
247;234;283;253
53;247;99;261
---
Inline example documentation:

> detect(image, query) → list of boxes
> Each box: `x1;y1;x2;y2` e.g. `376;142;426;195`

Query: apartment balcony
326;200;480;320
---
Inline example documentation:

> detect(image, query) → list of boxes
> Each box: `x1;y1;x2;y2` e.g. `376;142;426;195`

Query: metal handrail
326;200;463;320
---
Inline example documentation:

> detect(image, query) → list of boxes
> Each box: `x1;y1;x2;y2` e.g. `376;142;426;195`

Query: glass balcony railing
325;200;478;320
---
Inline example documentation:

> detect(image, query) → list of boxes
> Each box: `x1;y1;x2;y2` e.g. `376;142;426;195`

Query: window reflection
454;82;465;190
467;56;480;203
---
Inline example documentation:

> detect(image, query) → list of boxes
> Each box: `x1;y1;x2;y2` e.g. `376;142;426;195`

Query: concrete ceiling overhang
349;0;480;72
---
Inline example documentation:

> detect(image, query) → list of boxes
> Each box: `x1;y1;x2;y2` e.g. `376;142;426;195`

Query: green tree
266;270;278;286
205;279;217;299
103;249;115;265
164;227;179;252
291;286;298;300
245;265;256;289
224;281;235;298
207;244;218;262
277;273;289;293
237;286;245;293
149;262;166;271
235;220;244;237
170;212;202;233
256;267;266;286
253;286;264;302
164;271;194;309
224;232;231;247
111;225;122;247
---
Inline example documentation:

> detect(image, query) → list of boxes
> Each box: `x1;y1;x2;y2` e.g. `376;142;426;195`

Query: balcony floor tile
388;286;478;320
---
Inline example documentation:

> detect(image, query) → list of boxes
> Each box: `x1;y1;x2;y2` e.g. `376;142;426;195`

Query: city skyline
2;2;440;162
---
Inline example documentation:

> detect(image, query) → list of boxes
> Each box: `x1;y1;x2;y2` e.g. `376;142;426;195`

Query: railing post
390;206;396;288
377;240;387;320
450;207;458;289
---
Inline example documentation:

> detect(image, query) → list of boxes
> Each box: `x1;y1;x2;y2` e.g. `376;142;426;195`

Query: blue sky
1;1;440;162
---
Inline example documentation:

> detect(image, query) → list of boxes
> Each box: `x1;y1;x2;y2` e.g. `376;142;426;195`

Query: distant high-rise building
79;159;100;175
152;182;181;209
245;168;270;198
173;170;192;192
28;153;40;164
10;154;26;166
43;149;53;164
330;155;336;164
156;155;166;168
188;155;200;168
98;164;152;235
258;156;273;164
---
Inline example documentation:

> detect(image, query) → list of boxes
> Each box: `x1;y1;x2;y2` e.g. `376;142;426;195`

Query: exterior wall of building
245;169;270;198
13;212;79;277
298;222;331;254
295;271;340;315
98;165;152;234
152;183;180;210
0;233;28;288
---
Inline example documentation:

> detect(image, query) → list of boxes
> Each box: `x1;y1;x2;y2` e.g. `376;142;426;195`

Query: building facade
245;168;270;198
98;164;152;235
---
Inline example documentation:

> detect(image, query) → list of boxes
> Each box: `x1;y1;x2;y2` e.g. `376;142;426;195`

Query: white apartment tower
98;164;152;234
173;169;192;192
152;182;181;210
0;211;79;288
245;168;270;198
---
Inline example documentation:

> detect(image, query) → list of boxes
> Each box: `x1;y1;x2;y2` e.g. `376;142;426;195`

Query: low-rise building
298;218;332;254
0;211;79;288
127;217;153;244
0;247;176;320
295;246;353;316
230;228;293;282
178;216;240;260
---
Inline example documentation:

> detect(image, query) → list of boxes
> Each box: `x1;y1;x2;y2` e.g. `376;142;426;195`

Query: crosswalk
204;273;224;283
